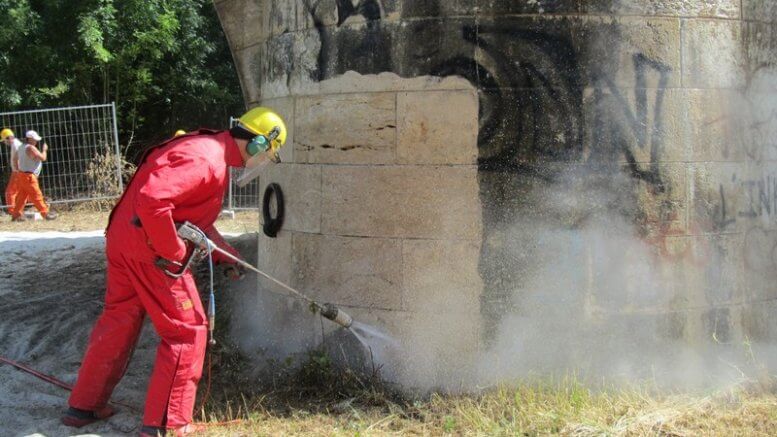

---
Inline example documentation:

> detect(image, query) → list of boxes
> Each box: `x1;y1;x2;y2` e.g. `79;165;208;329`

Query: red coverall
68;130;243;428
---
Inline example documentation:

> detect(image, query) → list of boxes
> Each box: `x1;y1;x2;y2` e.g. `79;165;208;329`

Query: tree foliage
0;0;243;156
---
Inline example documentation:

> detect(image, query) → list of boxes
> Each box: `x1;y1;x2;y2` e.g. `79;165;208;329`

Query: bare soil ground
0;231;261;436
0;231;154;436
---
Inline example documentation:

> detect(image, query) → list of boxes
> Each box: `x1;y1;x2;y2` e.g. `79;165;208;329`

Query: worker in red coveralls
62;107;287;437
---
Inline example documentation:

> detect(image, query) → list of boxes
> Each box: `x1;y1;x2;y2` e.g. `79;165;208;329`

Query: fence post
111;102;123;192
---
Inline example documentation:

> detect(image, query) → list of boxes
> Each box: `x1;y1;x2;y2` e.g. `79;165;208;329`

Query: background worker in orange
12;130;57;221
1;128;22;215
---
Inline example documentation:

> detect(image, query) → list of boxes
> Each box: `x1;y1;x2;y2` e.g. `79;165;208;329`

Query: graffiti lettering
714;184;737;230
714;173;777;231
590;54;670;190
300;0;679;339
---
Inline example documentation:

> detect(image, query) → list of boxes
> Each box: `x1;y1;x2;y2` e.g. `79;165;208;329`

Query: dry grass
188;336;777;437
0;207;260;233
191;380;777;436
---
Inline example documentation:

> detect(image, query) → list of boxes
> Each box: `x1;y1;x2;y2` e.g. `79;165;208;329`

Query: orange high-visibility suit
4;171;19;215
12;173;49;218
4;138;22;215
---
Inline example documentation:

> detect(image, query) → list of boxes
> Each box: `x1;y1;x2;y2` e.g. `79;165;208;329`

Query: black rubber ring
262;183;284;238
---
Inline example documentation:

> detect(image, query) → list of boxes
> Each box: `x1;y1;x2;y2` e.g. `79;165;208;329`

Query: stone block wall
215;0;777;388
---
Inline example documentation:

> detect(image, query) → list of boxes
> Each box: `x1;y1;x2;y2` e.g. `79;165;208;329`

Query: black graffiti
304;1;670;188
590;54;671;191
714;184;737;230
459;22;584;172
715;174;777;230
305;0;389;82
334;0;381;25
741;174;777;218
299;0;675;340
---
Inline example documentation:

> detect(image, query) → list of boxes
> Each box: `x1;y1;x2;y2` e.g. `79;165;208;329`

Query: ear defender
247;134;270;156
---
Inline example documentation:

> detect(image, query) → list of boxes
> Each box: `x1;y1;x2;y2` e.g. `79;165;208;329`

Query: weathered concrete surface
583;0;741;18
397;90;479;165
682;19;745;88
742;0;777;21
291;233;403;309
320;165;481;239
401;239;482;313
216;0;777;388
295;93;396;164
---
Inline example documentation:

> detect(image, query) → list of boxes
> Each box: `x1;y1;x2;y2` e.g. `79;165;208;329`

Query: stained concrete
215;0;777;388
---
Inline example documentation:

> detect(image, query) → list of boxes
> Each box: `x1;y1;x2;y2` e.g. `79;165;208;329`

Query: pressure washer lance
174;222;354;333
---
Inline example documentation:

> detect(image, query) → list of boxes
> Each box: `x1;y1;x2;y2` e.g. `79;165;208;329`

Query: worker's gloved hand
222;263;245;281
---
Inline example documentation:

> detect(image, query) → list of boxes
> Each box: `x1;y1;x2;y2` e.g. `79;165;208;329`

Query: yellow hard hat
1;128;14;140
174;130;186;137
238;107;287;152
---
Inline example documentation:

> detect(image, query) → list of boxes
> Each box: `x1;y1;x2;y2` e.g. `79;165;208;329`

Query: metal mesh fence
225;116;261;211
0;103;121;207
227;167;261;210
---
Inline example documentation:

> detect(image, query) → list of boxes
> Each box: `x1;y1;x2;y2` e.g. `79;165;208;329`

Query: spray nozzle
319;303;354;328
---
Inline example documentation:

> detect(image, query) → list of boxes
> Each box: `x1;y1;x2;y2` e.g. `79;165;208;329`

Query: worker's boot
61;405;115;427
44;210;58;220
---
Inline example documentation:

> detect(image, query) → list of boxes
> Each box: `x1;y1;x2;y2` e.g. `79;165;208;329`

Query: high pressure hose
185;224;218;345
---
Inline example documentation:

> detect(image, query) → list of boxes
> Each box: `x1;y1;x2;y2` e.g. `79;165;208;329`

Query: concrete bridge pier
215;0;777;389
